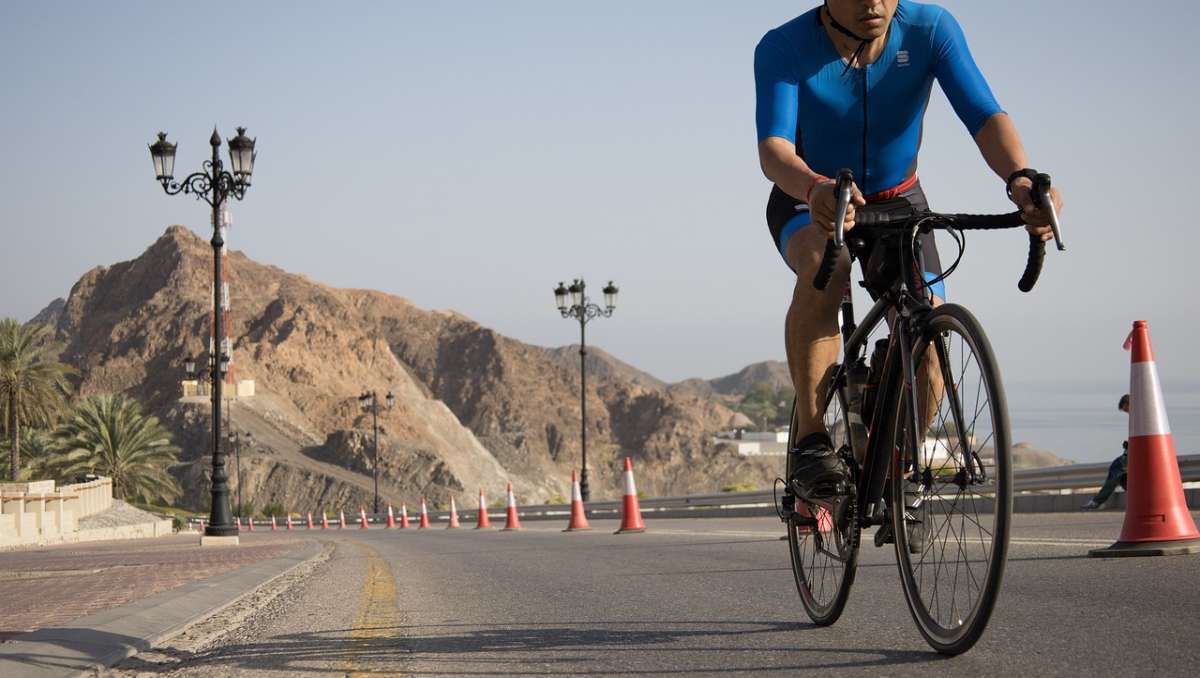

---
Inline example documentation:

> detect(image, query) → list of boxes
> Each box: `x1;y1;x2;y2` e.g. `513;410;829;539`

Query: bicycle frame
821;224;946;526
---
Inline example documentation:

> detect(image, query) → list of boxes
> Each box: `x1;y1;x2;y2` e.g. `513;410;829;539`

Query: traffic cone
248;517;255;531
615;457;647;534
475;488;491;529
502;482;522;531
447;497;461;528
563;471;591;532
286;514;294;530
339;510;347;529
419;498;431;528
400;503;410;529
271;516;278;531
199;517;206;532
1091;321;1200;557
386;505;396;529
307;512;315;529
321;511;329;529
359;507;369;529
235;516;242;530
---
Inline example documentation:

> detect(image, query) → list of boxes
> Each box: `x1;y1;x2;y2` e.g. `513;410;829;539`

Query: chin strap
823;1;871;76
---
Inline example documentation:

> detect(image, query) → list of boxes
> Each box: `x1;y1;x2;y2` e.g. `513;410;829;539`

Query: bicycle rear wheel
890;304;1011;655
786;392;860;626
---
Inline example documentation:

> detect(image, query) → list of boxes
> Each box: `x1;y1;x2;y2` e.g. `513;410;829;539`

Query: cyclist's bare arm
973;113;1064;240
759;137;865;233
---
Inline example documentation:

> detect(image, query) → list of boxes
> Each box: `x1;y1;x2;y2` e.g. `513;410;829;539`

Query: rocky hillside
38;226;779;512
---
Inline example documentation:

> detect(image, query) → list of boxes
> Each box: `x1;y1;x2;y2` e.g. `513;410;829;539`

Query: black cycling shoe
787;432;849;502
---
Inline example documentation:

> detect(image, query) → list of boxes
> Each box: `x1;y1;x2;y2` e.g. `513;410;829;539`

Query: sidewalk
0;534;320;677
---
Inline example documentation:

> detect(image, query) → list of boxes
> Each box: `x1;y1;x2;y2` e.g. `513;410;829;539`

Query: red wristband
805;175;829;204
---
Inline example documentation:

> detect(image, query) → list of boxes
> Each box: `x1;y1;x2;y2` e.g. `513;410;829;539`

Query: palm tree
0;319;74;480
0;428;56;481
48;394;181;504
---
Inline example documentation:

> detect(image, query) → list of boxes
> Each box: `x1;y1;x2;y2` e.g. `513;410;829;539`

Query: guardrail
186;454;1200;527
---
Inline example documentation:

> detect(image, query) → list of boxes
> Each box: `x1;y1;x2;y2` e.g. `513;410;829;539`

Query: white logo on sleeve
897;50;910;66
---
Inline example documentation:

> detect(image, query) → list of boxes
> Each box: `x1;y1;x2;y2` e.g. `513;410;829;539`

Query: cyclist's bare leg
784;224;851;441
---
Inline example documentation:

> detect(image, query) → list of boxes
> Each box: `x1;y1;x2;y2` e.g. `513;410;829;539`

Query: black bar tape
1017;233;1045;293
812;238;840;291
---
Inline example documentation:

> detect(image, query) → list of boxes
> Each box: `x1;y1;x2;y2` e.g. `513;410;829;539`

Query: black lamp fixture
552;277;620;502
151;126;258;540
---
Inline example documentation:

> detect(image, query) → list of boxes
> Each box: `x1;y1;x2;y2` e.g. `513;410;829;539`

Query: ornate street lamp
553;278;619;502
359;389;395;514
150;127;257;539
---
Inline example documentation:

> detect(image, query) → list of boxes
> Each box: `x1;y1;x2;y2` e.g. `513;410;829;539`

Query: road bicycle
781;169;1063;654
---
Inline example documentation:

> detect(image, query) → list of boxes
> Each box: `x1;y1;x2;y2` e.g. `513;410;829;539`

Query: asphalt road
117;512;1200;676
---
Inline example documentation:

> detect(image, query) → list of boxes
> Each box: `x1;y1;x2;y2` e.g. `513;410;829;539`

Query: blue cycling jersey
755;1;1002;196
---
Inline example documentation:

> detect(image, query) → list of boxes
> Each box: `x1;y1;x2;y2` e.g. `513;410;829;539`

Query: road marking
340;545;404;677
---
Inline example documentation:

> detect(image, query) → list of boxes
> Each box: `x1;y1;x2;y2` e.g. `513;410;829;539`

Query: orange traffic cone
502;482;522;531
386;505;396;528
235;516;242;530
286;515;294;530
419;498;431;529
447;497;461;529
400;503;410;529
270;516;278;531
475;488;491;529
564;470;591;532
339;510;347;529
359;507;369;529
248;517;255;531
615;457;647;534
321;511;329;529
199;518;206;532
1092;321;1200;557
307;512;315;529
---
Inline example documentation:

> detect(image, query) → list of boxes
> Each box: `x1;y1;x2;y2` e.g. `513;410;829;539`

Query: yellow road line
340;545;404;677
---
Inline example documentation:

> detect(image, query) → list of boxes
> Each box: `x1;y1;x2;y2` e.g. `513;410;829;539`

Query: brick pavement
0;534;308;639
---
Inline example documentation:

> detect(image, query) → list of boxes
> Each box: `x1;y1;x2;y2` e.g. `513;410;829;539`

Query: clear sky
2;0;1197;399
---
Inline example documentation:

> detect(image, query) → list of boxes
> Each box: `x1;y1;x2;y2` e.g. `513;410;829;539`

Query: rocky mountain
541;345;667;391
38;226;779;512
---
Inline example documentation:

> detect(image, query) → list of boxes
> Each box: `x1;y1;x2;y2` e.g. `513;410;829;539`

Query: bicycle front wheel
890;304;1012;655
787;393;859;626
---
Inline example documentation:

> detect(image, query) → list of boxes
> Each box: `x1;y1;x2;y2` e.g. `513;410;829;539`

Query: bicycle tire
786;393;860;626
889;303;1012;655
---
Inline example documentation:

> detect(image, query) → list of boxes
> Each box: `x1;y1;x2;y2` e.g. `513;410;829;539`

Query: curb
0;538;324;678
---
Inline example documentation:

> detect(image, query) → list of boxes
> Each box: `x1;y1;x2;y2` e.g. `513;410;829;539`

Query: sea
1006;378;1200;465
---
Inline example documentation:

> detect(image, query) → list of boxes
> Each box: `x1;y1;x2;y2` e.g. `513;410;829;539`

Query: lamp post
553;279;619;502
358;390;395;514
228;430;252;516
155;127;257;538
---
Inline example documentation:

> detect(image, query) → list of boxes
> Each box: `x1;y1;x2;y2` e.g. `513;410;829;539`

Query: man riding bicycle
755;0;1064;501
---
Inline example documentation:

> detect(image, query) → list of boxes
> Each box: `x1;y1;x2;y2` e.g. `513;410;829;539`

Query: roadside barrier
502;482;522;531
1092;321;1200;557
386;505;396;529
564;471;591;532
615;457;646;534
447;497;461;529
419;498;431;528
475;488;491;529
400;503;410;529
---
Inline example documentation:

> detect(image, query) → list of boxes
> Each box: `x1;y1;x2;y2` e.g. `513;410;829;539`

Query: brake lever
1032;173;1065;251
832;168;854;249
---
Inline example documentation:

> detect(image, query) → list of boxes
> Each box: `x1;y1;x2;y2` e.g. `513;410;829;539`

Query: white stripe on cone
1130;362;1171;437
